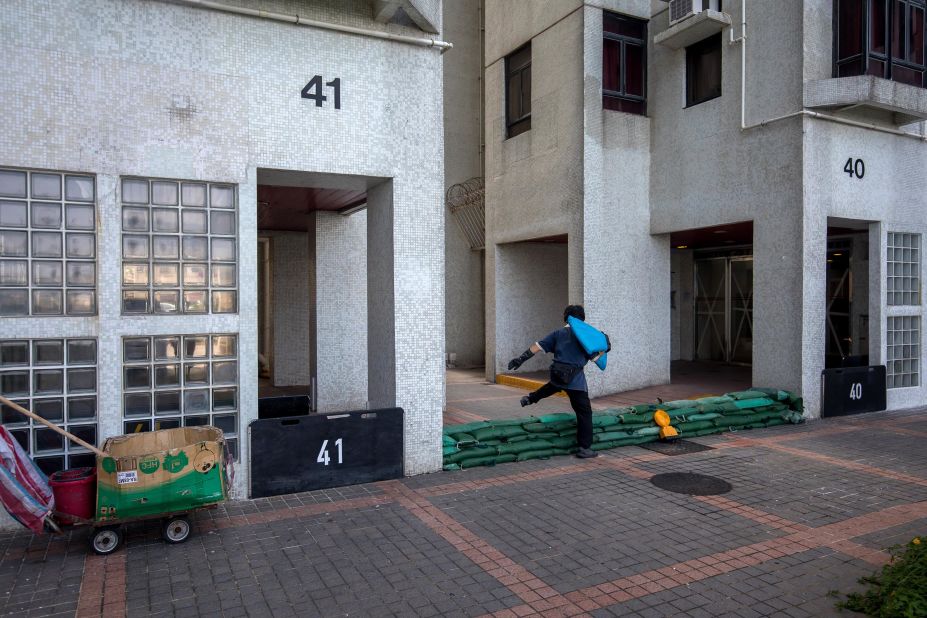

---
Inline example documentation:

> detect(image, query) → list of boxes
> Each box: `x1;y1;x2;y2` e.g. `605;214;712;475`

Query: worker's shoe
576;447;598;459
520;396;531;407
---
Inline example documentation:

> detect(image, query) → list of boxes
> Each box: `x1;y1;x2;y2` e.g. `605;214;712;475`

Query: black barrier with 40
820;366;887;418
249;407;404;498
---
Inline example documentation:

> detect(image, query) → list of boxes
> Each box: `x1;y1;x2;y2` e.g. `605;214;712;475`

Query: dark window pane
184;415;210;427
67;368;95;392
154;391;181;416
67;397;96;420
871;0;887;54
155;337;180;361
0;290;29;316
33;369;63;394
124;392;151;417
9;429;28;450
33;340;63;364
184;363;209;386
0;371;29;396
70;425;96;447
0;341;28;366
34;398;63;422
35;457;64;476
505;44;531;138
912;6;924;64
604;96;646;114
184;336;208;358
34;428;63;452
626;43;645;96
213;387;237;410
893;0;904;59
867;58;887;75
603;38;622;92
838;57;866;76
0;201;27;227
213;414;236;435
154;418;180;431
687;35;723;106
839;0;864;59
124;366;150;389
68;453;96;469
891;63;924;84
123;338;150;362
155;364;180;387
604;12;645;38
125;419;151;434
67;340;96;364
122;290;149;313
506;73;522;122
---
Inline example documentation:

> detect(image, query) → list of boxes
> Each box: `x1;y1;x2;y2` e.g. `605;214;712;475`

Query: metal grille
446;177;485;251
887;316;920;388
887;232;920;306
670;0;695;23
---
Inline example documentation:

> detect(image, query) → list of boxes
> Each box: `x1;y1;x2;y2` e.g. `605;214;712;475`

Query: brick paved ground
1;402;925;616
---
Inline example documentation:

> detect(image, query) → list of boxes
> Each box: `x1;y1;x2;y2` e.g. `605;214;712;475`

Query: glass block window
0;168;96;316
887;315;920;388
122;334;239;458
0;338;98;474
120;177;237;315
887;232;920;306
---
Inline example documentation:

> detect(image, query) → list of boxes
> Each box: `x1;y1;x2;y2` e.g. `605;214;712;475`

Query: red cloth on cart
0;427;54;534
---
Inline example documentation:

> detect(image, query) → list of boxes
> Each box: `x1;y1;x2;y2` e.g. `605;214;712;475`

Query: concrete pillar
868;222;884;366
366;182;396;409
312;211;368;412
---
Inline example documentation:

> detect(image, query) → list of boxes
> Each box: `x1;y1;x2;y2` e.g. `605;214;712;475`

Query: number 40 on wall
301;75;341;109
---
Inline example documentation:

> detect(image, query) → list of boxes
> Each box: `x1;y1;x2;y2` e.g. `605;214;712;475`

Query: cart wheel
162;516;191;544
91;526;123;555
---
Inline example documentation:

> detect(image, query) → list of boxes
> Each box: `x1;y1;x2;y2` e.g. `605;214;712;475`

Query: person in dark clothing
507;304;603;459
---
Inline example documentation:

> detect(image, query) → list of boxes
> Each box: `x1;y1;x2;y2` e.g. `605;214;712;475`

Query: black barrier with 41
820;366;886;418
249;407;404;498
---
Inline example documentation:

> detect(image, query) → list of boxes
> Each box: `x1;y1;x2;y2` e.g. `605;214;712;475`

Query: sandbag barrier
442;388;803;470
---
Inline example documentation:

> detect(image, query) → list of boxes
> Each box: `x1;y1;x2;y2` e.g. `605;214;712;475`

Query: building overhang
654;10;731;50
804;76;927;127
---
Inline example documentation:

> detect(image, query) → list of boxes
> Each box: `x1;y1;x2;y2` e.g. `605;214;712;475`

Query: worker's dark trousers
528;383;594;449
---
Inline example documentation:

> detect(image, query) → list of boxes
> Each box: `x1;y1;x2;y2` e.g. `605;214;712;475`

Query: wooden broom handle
0;394;106;458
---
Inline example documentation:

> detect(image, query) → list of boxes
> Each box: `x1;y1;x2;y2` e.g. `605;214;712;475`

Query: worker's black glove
507;348;535;371
604;333;612;353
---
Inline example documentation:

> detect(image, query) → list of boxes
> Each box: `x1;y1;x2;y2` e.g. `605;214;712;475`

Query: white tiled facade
0;0;447;527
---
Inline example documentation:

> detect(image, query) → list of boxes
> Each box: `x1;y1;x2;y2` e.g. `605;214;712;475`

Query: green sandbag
443;463;461;471
442;434;457;447
497;440;554;455
558;428;579;437
591;436;656;450
679;427;724;438
459;454;517;469
631;426;661;437
700;401;740;413
538;413;576;423
631;404;658;414
785;411;804;424
751;387;791;402
516;449;555;461
472;425;526;441
594;430;634;443
515;431;558;440
549;436;578;449
491;417;537;427
666;407;699;418
443;446;459;456
674;419;717;432
445;445;496;464
733;397;776;409
659;399;696;410
693;395;734;405
720;413;779;428
447;432;478;447
686;413;721;422
524;421;575;433
446;421;490;435
727;390;770;400
619;412;653;424
591;415;622;428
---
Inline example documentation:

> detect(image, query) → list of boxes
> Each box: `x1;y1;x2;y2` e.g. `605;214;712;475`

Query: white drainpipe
729;0;926;141
164;0;454;52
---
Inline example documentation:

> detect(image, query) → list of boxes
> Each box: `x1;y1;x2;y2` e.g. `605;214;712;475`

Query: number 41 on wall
317;438;344;465
301;75;341;109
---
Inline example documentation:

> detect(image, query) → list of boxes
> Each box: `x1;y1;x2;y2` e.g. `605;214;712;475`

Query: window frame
505;43;532;139
685;34;724;107
602;11;648;115
834;0;927;87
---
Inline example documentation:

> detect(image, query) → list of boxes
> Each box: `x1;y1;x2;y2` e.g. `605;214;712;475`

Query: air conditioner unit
668;0;721;26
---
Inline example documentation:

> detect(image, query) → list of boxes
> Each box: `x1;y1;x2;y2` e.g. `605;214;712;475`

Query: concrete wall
0;0;446;516
495;242;569;375
443;0;485;368
266;232;312;386
583;5;668;398
312;211;368;412
484;4;585;377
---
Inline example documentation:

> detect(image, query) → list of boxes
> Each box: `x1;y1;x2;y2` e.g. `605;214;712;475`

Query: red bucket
49;467;96;523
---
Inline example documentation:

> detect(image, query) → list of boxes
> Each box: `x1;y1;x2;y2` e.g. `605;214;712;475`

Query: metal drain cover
650;472;732;496
639;440;714;456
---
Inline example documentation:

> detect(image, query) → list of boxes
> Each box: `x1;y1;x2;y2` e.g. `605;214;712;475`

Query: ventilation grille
446;177;485;251
669;0;696;24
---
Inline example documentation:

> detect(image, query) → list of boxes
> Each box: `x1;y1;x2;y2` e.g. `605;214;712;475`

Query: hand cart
0;395;232;555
